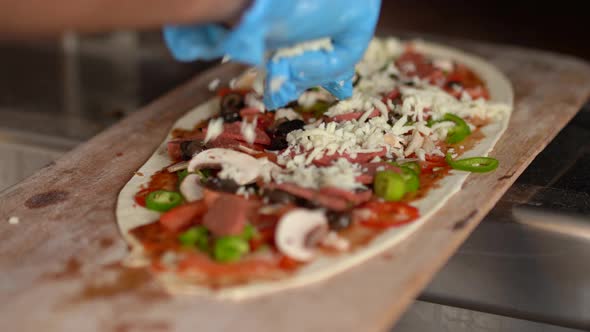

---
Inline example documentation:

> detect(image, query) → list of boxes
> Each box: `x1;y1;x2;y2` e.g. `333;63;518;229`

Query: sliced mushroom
188;148;262;186
166;160;189;173
275;209;328;262
179;174;204;202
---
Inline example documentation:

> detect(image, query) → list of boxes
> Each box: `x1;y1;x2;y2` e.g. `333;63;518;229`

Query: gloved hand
163;0;381;109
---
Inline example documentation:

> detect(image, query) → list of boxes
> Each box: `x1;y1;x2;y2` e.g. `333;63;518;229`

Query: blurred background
1;1;589;331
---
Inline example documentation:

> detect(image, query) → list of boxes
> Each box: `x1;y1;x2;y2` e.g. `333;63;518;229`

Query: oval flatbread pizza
116;37;513;300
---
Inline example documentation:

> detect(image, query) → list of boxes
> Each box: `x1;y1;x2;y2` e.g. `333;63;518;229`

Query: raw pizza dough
116;38;513;300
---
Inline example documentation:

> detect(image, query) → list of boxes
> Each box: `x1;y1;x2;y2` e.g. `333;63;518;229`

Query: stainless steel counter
0;33;588;331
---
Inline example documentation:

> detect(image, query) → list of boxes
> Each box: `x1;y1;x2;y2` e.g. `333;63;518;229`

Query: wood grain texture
1;40;589;332
0;143;63;192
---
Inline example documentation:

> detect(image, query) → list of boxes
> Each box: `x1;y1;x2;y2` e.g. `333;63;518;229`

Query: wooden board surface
1;39;590;332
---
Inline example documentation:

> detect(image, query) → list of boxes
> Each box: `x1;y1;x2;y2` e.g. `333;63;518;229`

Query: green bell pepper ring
299;101;332;117
445;154;499;173
196;168;212;180
240;224;258;241
428;113;471;144
213;236;250;263
400;167;420;193
445;114;471;144
178;226;210;251
374;170;406;201
145;190;183;212
401;161;421;175
177;169;189;183
389;161;420;175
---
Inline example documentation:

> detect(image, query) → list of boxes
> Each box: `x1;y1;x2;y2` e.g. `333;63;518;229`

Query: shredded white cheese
275;108;302;121
236;186;257;198
298;90;335;109
245;93;265;113
324;92;368;117
213;37;511;192
274;158;364;191
240;118;257;145
433;59;454;72
208;78;220;91
204;118;224;143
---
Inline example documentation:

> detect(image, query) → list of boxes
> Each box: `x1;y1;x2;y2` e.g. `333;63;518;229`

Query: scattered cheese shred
245;93;265;113
204;118;224;143
274;158;364;191
212;37;510;191
240;118;257;145
208;78;220;91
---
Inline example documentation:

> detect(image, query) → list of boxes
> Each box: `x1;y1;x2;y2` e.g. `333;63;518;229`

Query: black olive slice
220;93;244;123
180;140;205;161
327;211;353;231
264;189;297;204
203;177;240;193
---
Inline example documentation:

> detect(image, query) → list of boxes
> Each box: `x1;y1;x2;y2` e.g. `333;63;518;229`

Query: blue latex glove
163;0;381;109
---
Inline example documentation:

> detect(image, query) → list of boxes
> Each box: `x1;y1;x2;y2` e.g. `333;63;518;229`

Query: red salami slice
356;162;402;184
202;193;261;236
167;140;185;160
312;147;387;166
167;135;265;160
317;187;373;206
269;183;372;212
203;122;271;145
239;107;263;118
382;89;401;103
329;109;380;122
396;50;447;86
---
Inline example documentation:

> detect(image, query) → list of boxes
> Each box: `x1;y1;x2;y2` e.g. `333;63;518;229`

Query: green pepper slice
145;190;183;212
300;101;332;117
374;171;406;201
177;169;189;183
240;224;258;241
390;161;421;174
178;226;210;251
401;161;421;175
180;169;213;185
429;113;471;144
400;167;420;193
213;236;250;263
445;153;499;173
197;168;212;179
445;114;471;144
